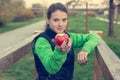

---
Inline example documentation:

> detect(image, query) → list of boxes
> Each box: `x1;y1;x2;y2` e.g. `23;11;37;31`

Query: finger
78;53;86;64
81;53;86;63
77;53;82;64
84;52;88;62
60;41;66;49
61;41;69;49
67;38;72;46
80;52;88;63
84;54;87;62
65;39;72;51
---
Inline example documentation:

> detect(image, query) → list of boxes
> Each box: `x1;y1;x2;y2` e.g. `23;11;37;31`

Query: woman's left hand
52;38;72;53
59;38;72;52
77;51;88;65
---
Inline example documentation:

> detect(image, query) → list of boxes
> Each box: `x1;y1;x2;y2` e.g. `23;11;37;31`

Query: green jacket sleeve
69;32;100;54
34;37;68;74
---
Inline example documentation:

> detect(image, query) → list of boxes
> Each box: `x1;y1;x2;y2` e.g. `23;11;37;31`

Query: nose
59;21;63;26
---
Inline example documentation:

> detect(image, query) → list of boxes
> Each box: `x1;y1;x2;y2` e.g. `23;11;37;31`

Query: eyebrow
53;17;67;20
63;18;67;20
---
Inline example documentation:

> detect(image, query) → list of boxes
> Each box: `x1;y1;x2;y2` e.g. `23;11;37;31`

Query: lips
57;27;63;31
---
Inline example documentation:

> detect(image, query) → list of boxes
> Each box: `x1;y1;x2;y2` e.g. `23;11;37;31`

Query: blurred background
0;0;120;80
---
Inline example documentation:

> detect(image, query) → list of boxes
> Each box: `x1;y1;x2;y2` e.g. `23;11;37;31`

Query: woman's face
46;10;68;34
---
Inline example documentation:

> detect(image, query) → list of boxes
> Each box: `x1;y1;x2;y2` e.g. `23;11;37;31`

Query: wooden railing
0;31;120;80
90;31;120;80
0;32;41;75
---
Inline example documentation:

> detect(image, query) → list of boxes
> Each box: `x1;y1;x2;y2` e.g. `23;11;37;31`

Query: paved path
96;17;120;24
0;20;45;53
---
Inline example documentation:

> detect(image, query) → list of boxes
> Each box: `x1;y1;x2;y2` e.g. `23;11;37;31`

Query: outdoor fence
90;31;120;80
0;31;120;80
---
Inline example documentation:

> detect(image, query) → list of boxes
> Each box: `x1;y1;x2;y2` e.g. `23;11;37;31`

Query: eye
63;18;67;22
53;19;59;22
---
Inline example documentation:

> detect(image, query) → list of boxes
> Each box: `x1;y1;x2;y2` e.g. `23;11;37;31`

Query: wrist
55;47;68;54
80;51;88;55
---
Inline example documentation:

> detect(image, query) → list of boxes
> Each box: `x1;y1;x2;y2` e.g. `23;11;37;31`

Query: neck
44;26;57;39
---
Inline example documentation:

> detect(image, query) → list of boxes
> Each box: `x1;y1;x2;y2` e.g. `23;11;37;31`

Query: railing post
94;51;101;80
94;30;103;80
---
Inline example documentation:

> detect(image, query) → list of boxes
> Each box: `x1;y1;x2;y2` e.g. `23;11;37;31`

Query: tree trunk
108;0;115;37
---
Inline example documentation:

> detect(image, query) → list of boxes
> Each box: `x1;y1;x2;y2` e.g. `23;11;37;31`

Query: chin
57;31;64;34
55;30;64;34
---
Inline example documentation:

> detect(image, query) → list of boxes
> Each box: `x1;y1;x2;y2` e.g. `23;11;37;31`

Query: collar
44;27;57;39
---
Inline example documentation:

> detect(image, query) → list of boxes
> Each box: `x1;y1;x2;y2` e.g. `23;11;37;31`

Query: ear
46;18;49;24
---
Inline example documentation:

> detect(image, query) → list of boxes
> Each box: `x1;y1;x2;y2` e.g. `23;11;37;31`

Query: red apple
55;33;69;46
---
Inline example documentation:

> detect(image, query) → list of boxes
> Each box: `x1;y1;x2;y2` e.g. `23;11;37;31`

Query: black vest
32;27;75;80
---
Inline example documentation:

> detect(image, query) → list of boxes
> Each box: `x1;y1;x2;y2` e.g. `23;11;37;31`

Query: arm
34;37;68;74
69;33;100;64
69;32;100;54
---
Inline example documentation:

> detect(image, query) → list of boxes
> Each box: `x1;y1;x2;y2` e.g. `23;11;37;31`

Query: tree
108;0;115;37
32;3;47;17
0;0;25;22
10;0;25;18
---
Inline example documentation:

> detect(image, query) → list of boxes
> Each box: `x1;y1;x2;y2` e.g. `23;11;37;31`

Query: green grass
0;18;43;33
0;14;120;80
69;14;120;57
73;48;94;80
0;52;34;80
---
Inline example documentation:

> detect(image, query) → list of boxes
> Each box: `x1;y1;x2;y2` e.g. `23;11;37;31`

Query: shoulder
32;32;49;46
35;36;49;44
67;32;82;37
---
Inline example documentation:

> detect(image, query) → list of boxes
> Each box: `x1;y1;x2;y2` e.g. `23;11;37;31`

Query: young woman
32;2;100;80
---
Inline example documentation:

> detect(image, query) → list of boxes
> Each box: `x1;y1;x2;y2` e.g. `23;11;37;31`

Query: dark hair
47;3;68;20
